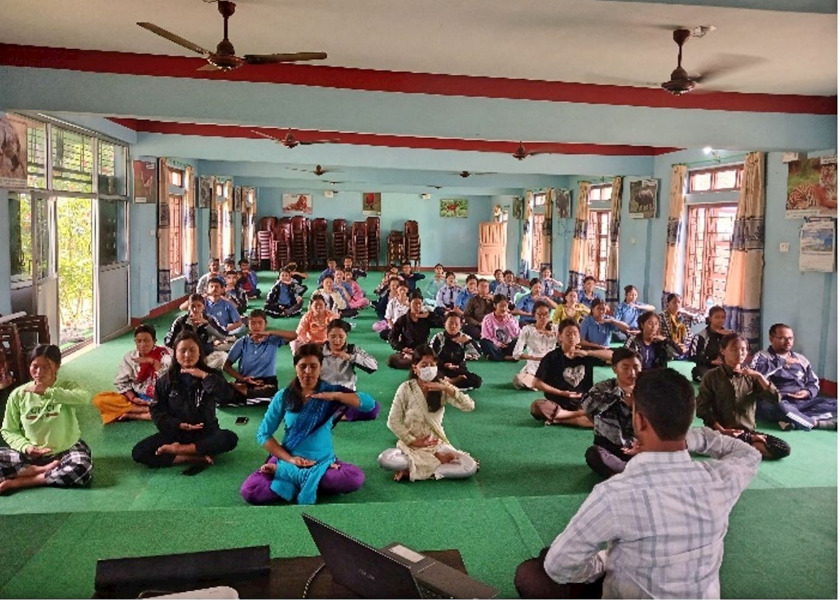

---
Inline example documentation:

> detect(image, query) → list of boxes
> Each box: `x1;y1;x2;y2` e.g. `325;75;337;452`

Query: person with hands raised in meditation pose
378;345;478;482
623;310;683;370
688;305;732;381
697;333;791;460
529;319;613;428
429;311;483;390
320;319;381;421
0;344;93;493
240;343;375;505
132;331;238;470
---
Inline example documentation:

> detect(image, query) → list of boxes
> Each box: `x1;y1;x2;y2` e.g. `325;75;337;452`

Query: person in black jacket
264;269;307;318
688;305;731;381
387;293;438;369
132;331;238;469
164;294;231;369
623;311;683;370
429;312;483;390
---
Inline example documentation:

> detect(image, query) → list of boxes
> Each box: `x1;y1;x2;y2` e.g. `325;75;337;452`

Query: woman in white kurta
512;301;557;390
378;344;477;482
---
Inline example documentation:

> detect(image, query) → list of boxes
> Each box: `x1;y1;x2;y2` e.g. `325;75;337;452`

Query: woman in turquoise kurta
240;342;375;505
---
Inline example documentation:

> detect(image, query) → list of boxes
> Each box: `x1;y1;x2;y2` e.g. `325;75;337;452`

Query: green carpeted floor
0;270;836;598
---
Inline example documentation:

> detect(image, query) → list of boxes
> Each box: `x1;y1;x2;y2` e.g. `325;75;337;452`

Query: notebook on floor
302;513;497;599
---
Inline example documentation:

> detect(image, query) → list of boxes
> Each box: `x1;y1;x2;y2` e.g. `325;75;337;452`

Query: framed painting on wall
362;192;382;215
133;159;157;204
282;193;313;214
198;176;213;208
440;198;468;218
0;113;28;188
234;186;243;211
629;179;658;219
786;157;837;219
556;188;572;218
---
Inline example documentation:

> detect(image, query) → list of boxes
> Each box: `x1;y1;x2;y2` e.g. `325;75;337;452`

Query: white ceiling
1;0;836;195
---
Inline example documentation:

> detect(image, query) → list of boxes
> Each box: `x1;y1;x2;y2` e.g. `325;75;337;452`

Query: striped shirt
544;427;760;599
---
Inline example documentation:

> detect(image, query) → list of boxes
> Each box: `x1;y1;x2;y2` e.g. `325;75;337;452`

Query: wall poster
786;157;837;219
282;193;313;214
198;176;213;208
0;113;28;188
629;179;658;219
133;159;157;204
362;192;382;215
556;188;572;219
799;218;836;272
440;198;468;218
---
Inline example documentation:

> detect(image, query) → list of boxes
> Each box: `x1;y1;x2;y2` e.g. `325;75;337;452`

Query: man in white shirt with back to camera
514;367;760;599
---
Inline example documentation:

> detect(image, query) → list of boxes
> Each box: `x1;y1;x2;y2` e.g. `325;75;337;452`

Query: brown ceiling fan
512;142;556;161
288;164;336;176
138;1;327;72
253;130;339;148
457;170;495;178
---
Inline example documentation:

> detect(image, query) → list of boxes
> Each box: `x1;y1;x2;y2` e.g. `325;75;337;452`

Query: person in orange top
291;295;339;354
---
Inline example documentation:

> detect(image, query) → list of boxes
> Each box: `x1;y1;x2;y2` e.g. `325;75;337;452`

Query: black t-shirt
535;348;598;409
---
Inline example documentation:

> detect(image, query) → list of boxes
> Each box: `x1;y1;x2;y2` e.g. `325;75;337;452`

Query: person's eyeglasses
773;336;794;341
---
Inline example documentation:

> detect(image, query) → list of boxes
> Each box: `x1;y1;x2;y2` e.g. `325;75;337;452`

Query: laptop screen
302;513;421;599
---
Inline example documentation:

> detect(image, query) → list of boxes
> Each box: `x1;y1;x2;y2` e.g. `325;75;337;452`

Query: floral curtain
156;157;171;304
209;177;219;260
241;187;257;261
519;191;533;277
544;187;554;271
183;165;198;294
605;176;623;309
723;152;766;350
661;165;687;309
223;180;235;261
568;180;591;291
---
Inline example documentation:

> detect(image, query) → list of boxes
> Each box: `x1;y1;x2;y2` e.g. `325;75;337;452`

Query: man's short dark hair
583;275;596;283
611;347;640;365
249;309;267;322
769;323;792;337
465;274;478;283
633;368;695;441
529;277;540;287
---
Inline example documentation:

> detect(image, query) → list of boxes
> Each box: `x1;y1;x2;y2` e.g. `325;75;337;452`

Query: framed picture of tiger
786;157;837;219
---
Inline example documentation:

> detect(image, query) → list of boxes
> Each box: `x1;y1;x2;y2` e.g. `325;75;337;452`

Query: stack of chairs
387;231;405;265
256;217;278;270
271;219;292;271
290;216;310;270
332;219;349;259
365;216;381;268
311;218;329;269
351;221;369;270
0;322;26;388
404;220;421;267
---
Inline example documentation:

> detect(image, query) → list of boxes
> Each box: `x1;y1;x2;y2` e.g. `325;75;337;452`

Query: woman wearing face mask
321;319;381;421
378;345;478;482
688;305;732;381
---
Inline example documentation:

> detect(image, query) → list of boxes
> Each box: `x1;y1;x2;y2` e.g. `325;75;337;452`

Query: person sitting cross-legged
429;311;483;390
480;294;521;361
1;345;93;494
623;310;682;371
658;293;704;358
201;277;244;336
321;319;381;421
378;345;478;482
688;305;732;382
463;278;494;340
513;278;557;327
750;323;837;431
529;319;613;428
698;332;791;460
512;301;557;390
433;271;462;319
388;293;437;369
514;368;761;599
132;331;238;470
582;347;642;478
579;298;636;352
166;294;231;369
611;284;656;342
223;309;297;405
312;274;358;319
264;269;307;319
195;258;221;296
239;343;374;505
237;258;261;299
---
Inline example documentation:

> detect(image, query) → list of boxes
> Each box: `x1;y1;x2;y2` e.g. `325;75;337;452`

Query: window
9;192;33;282
169;195;183;278
26;121;47;189
170;168;184;188
533;191;547;206
588;184;612;203
97;141;127;196
688;165;743;193
528;192;548;271
683;204;738;312
51;127;94;193
586;210;611;286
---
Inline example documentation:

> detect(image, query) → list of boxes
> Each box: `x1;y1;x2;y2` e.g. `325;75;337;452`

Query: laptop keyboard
418;584;452;599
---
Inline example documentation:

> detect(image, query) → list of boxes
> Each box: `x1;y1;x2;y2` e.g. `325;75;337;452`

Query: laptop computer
302;513;497;599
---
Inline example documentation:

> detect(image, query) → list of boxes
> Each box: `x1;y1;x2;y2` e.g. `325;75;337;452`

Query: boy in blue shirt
455;275;478;314
580;299;634;350
223;309;297;404
318;258;338;286
400;261;426;292
204;278;244;335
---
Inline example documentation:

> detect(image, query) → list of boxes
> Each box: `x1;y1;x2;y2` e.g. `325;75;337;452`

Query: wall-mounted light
420;193;431;200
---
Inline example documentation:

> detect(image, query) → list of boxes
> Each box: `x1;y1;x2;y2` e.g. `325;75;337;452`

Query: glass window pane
27;121;47;189
691;172;712;192
98;141;127;195
52;128;94;193
9;192;33;281
98;199;128;265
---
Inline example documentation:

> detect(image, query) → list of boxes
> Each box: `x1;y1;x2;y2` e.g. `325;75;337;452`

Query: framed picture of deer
282;193;313;214
440;198;468;218
629;179;658;219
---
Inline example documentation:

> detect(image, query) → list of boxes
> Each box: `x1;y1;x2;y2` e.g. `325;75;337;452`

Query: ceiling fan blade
694;54;768;85
252;130;281;142
243;52;328;64
196;62;221;71
137;22;211;56
297;139;340;146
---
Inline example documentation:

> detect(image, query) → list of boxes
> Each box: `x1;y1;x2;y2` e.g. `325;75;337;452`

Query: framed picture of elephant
629;179;658;219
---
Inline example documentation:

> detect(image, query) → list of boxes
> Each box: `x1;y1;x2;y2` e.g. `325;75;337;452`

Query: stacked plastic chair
387;230;405;265
404;220;421;267
290;216;309;270
332;219;349;259
271;219;292;271
311;218;329;269
351;221;369;270
256;230;274;270
365;216;381;268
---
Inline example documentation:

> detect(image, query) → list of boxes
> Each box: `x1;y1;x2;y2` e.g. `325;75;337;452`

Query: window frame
682;202;739;312
688;164;744;194
169;194;184;278
586;208;611;287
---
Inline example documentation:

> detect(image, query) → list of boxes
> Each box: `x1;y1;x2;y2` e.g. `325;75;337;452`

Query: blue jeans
756;395;837;430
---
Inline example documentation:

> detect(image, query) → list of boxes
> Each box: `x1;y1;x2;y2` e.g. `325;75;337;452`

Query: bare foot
434;451;459;464
173;454;214;466
156;442;185;456
393;470;410;482
259;462;277;476
18;460;60;478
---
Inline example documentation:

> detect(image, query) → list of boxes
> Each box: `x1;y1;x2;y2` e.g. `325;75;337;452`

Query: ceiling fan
137;1;327;72
253;130;339;148
288;164;336;176
512;142;556;161
660;29;702;95
457;170;495;178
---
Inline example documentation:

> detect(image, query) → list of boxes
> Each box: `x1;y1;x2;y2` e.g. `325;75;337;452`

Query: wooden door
478;222;506;275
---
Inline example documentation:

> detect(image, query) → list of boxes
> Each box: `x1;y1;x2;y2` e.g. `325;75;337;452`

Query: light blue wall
0;189;11;314
254;189;493;268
